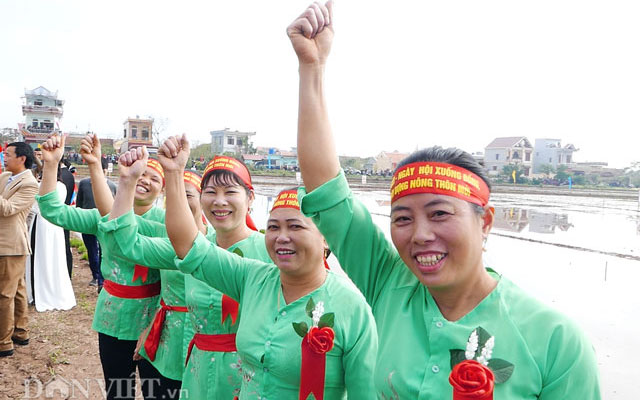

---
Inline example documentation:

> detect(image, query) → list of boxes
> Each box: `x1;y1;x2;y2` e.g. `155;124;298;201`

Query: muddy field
0;245;103;400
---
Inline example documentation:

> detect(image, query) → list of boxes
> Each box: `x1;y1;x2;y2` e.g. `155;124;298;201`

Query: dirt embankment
0;246;102;400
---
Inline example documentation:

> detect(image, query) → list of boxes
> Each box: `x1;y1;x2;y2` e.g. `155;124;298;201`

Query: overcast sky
1;0;638;168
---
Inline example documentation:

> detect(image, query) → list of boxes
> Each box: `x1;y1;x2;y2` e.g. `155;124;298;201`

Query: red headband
202;156;257;231
390;162;490;206
271;190;300;211
270;189;329;269
146;159;165;185
202;156;253;190
183;170;202;193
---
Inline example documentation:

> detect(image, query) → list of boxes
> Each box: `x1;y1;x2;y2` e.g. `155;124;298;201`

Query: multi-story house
19;86;64;146
484;137;533;176
210;128;256;155
532;139;578;174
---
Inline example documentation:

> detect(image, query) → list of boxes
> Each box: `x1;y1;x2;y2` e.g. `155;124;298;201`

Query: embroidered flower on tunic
311;301;325;327
465;329;479;360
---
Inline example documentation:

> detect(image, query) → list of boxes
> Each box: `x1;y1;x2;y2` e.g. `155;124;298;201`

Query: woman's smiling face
134;167;164;205
390;192;493;291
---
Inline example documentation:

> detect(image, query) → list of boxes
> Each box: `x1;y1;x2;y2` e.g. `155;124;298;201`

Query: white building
20;86;64;144
484;137;533;176
210;128;256;154
532;139;578;174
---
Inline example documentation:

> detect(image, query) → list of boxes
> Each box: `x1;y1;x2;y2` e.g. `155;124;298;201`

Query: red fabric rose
449;360;495;400
306;326;335;354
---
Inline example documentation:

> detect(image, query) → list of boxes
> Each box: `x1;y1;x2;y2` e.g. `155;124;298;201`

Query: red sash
103;280;161;299
144;299;188;361
185;333;237;365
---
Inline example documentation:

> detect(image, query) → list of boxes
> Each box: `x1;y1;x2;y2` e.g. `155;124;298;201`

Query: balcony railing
25;126;55;134
22;105;63;115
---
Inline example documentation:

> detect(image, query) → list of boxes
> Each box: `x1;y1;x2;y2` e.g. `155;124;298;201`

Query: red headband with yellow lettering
183;170;202;193
146;159;165;186
270;190;300;211
390;162;490;206
202;156;257;231
202;156;253;190
270;189;330;270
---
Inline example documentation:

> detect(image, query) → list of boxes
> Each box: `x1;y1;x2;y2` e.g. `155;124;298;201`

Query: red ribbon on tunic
299;327;335;400
221;295;239;325
184;333;237;366
143;299;188;361
132;264;150;283
103;280;161;299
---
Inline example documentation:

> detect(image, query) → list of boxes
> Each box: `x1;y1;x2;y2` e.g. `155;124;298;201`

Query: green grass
69;237;87;257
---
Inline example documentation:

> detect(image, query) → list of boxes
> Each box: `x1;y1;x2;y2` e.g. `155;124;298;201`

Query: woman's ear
481;205;495;236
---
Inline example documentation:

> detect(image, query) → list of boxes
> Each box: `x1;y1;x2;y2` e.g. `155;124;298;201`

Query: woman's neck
216;225;253;250
429;268;498;322
280;263;328;304
134;203;153;216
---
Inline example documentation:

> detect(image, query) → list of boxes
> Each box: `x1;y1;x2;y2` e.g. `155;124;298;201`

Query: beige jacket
0;171;39;256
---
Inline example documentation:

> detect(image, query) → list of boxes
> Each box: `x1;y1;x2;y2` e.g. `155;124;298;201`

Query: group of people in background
1;1;601;399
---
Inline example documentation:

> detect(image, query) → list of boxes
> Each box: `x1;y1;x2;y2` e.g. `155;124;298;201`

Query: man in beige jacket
0;142;38;357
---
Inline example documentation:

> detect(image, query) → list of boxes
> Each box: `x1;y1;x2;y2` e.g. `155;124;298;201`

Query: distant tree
587;173;600;185
151;117;169;146
245;140;257;155
189;143;214;162
539;164;555;178
501;164;526;184
101;142;115;155
624;162;640;188
554;165;570;183
571;174;586;185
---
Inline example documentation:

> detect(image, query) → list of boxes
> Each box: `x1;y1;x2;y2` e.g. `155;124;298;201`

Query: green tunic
99;212;272;399
173;232;378;400
116;218;190;381
298;171;601;399
36;190;164;341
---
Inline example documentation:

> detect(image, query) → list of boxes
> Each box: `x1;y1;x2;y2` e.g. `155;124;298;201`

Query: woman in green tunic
287;2;601;399
120;136;378;399
104;149;271;399
38;135;167;400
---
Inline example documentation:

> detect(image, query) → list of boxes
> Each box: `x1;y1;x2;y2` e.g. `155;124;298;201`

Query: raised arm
39;134;65;196
80;133;113;216
287;1;340;192
38;134;100;234
109;146;148;220
159;135;198;258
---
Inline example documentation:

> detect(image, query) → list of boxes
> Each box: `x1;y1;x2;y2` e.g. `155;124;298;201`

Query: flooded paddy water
251;182;640;399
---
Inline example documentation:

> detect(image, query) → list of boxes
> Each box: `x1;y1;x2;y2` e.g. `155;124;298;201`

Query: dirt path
0;244;103;400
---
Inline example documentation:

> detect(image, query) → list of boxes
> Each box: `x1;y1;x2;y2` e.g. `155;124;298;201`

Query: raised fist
41;133;66;164
118;146;148;181
287;1;334;66
157;134;190;172
80;133;102;166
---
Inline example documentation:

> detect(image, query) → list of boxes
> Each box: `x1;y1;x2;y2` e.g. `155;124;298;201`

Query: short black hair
395;146;491;213
7;142;34;169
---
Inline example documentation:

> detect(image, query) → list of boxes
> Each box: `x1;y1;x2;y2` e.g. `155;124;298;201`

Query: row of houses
483;137;578;177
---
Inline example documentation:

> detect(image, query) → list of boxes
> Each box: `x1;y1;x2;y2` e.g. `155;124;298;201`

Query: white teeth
277;250;295;255
213;211;231;217
416;254;445;266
